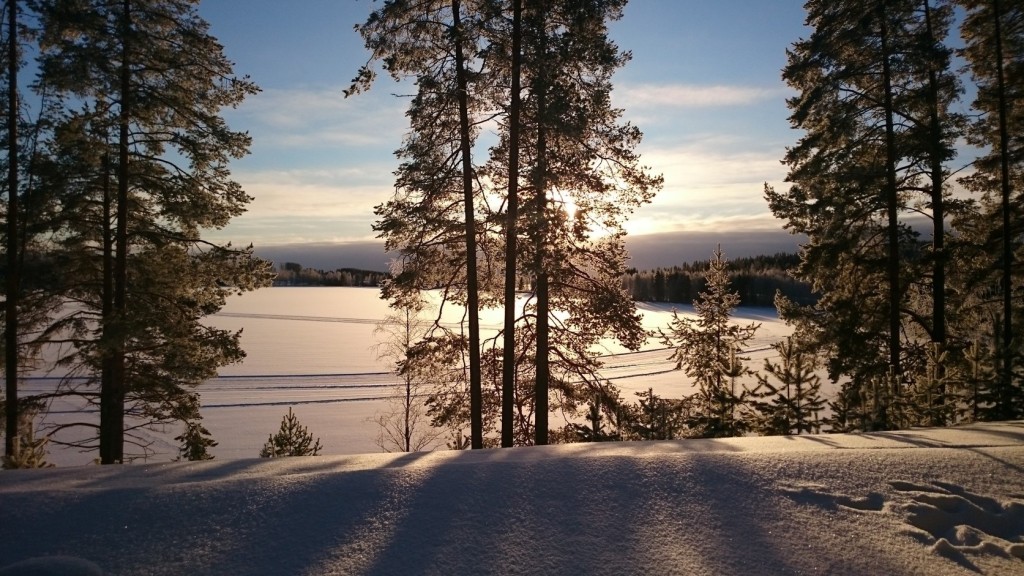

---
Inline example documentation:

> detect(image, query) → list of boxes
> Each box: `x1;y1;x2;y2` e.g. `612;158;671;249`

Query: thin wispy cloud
615;83;786;110
231;86;410;149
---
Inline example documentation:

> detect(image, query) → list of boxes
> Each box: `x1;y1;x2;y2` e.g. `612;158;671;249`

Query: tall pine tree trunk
923;0;948;420
993;0;1015;419
101;153;115;454
923;0;946;350
101;0;131;464
880;8;903;398
451;0;483;449
501;0;522;448
533;17;550;446
4;0;20;461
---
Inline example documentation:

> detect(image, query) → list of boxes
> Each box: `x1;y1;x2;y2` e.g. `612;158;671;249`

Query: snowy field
28;287;796;465
1;422;1022;575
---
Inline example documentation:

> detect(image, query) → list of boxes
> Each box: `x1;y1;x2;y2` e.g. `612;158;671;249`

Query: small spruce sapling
260;407;323;457
1;400;52;469
175;419;217;461
750;337;825;435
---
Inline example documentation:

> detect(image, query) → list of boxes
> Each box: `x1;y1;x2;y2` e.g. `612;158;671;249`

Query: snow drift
1;422;1022;576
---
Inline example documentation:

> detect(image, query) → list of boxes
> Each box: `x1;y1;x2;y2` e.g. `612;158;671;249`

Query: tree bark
5;0;20;461
101;0;131;464
923;0;946;351
533;10;550;445
451;0;483;449
992;0;1015;419
879;8;903;397
501;0;522;448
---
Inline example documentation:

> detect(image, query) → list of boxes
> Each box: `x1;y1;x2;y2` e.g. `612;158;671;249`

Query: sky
195;1;811;266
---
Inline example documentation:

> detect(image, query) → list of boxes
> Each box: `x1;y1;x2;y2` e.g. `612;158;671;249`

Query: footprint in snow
889;480;1024;566
780;480;1024;571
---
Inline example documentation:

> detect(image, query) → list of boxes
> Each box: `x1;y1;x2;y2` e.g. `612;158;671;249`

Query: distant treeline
621;253;815;307
273;254;815;305
273;262;389;287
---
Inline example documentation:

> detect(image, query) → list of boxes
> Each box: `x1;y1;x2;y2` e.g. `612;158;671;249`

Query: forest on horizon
272;252;815;308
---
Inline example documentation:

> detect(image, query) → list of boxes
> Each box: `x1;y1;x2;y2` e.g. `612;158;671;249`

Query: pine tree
3;0;20;462
175;419;216;462
960;339;996;422
32;0;272;462
352;0;659;448
260;408;323;458
956;0;1024;420
750;336;826;435
349;0;490;449
621;388;687;441
0;399;52;469
489;0;660;445
660;247;759;438
769;0;963;429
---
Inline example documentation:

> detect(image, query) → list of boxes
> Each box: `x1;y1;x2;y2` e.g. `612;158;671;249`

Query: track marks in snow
890;481;1024;570
780;483;885;512
781;480;1024;572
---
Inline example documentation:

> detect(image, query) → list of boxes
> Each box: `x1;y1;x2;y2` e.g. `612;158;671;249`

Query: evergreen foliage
272;265;388;287
0;399;52;469
620;388;690;441
749;337;826;435
351;0;660;448
175;419;216;462
769;0;973;431
659;247;759;438
954;0;1024;420
622;253;813;306
12;0;275;463
259;408;323;458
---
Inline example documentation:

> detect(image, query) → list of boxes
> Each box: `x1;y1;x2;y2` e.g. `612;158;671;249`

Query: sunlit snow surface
1;422;1022;575
28;287;797;465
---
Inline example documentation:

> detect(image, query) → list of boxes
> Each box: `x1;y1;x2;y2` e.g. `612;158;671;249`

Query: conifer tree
960;339;996;421
353;0;659;447
260;408;322;458
32;0;272;462
1;399;52;469
956;0;1024;420
175;419;216;462
750;336;825;435
3;0;20;462
621;388;687;441
488;0;660;445
660;247;758;438
349;0;491;449
769;0;962;428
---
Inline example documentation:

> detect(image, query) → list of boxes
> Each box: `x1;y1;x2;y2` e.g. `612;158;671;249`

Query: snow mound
1;422;1022;576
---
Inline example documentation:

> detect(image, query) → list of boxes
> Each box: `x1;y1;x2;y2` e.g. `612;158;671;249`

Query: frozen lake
29;287;792;465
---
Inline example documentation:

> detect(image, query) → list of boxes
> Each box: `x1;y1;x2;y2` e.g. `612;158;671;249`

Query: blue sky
197;1;810;252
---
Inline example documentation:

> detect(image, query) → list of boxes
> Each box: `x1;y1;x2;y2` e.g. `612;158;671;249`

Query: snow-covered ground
1;422;1022;575
28;287;798;465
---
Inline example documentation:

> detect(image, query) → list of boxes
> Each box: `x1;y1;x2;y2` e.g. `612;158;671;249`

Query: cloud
230;85;410;149
625;226;804;269
235;225;804;273
616;136;788;237
201;167;393;246
615;83;787;110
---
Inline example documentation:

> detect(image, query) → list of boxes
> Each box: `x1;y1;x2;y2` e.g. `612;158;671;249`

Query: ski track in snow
23;288;806;465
